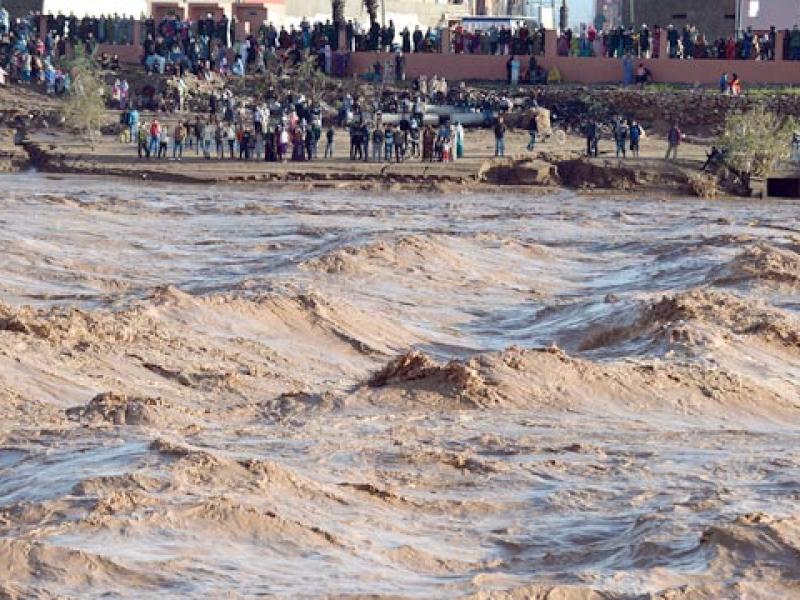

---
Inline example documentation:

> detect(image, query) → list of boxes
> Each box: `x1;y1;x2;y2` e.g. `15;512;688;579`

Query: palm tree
332;0;345;25
363;0;379;25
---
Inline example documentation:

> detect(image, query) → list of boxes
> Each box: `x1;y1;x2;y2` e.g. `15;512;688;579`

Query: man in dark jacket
413;27;423;52
527;113;538;151
614;118;628;158
585;119;599;157
665;122;681;160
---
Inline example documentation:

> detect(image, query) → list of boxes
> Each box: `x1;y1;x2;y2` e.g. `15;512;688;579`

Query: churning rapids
0;175;799;599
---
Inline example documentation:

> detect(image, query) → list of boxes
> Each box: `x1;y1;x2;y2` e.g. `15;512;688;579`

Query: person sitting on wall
729;73;742;96
635;63;652;87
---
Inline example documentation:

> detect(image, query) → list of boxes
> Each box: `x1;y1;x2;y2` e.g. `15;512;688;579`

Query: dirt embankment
19;136;475;190
18;135;707;196
0;130;28;172
479;154;697;195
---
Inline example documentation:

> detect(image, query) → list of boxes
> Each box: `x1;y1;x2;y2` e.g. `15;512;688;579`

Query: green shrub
716;106;797;178
60;46;106;147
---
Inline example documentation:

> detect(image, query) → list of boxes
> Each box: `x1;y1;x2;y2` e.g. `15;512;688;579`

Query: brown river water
0;174;799;599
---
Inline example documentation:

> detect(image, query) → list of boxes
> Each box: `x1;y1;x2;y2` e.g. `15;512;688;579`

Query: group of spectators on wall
29;12;800;64
15;12;551;64
449;24;546;56
0;9;74;93
141;19;346;80
557;25;660;58
557;23;800;61
661;25;795;61
42;13;137;46
358;21;549;56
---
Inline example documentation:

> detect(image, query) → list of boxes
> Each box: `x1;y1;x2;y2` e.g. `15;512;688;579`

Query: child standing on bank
324;125;335;159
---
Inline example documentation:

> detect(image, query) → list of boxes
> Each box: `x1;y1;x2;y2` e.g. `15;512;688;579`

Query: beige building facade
739;0;800;31
37;0;467;30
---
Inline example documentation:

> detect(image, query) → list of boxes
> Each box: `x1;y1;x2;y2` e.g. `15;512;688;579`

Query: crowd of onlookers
124;88;467;164
449;24;546;56
0;10;74;93
140;16;339;76
34;13;800;64
557;23;800;61
6;7;800;81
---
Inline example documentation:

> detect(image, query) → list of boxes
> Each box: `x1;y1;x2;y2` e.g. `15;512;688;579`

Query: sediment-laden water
1;175;799;599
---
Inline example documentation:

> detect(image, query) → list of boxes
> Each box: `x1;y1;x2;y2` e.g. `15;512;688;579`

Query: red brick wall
97;44;145;63
346;51;800;85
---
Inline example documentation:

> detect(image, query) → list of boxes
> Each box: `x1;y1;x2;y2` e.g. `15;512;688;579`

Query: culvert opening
767;177;800;198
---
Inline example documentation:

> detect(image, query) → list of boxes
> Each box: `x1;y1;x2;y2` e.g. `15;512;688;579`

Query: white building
39;0;468;30
41;1;148;18
739;0;800;31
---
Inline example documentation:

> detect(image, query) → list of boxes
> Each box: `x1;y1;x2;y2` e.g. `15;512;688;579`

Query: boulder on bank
478;158;560;186
557;157;640;189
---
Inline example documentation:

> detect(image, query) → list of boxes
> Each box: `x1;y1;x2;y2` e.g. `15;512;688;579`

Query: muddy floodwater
0;175;799;599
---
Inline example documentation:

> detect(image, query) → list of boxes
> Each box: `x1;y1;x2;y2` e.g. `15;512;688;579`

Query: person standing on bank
629;120;642;158
665;122;682;161
527;112;538;151
455;121;464;159
324;125;335;159
585;119;599;157
614;118;628;159
173;121;186;160
494;116;507;157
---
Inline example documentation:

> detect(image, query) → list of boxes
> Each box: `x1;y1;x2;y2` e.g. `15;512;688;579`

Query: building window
748;0;760;18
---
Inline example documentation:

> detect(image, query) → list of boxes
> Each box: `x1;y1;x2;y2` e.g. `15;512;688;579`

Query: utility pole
736;0;745;35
